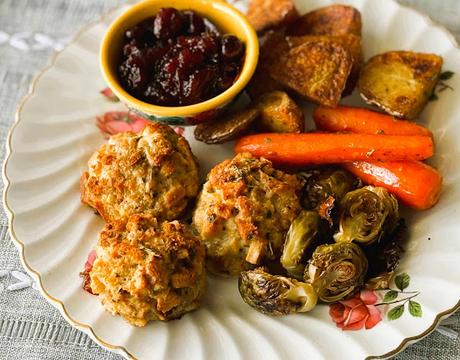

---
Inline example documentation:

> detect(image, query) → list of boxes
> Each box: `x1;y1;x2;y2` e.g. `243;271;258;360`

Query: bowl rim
100;0;259;117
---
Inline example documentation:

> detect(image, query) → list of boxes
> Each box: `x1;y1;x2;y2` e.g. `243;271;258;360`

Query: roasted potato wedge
286;4;362;37
287;34;363;95
268;40;353;107
194;108;259;144
246;0;299;34
254;91;305;133
358;51;443;119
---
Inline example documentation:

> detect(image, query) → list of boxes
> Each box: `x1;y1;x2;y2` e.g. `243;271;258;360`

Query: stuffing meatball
90;213;206;326
81;123;199;222
192;152;302;276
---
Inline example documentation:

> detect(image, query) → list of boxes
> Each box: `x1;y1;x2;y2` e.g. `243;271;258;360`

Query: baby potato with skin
90;213;206;326
80;123;200;222
192;153;302;276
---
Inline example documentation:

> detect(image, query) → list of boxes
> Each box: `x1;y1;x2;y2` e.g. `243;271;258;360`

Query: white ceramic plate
4;0;460;359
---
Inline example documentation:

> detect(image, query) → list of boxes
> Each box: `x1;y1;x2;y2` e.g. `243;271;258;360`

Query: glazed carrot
343;161;442;210
313;106;432;137
234;133;433;166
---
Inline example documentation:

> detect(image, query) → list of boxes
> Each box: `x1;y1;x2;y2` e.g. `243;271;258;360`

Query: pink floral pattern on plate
329;290;382;330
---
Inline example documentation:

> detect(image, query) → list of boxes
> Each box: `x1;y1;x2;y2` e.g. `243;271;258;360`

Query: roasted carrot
343;161;442;210
234;133;433;166
313;106;432;137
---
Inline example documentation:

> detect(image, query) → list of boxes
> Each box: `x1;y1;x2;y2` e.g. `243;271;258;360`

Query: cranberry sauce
118;8;245;107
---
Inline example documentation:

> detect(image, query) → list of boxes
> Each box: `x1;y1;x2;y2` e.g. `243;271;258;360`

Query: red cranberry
183;11;206;35
119;55;150;90
154;8;185;39
221;35;244;60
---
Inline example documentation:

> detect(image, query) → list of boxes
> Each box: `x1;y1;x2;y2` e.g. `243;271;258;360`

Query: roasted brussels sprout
299;167;361;223
281;211;321;279
365;219;406;290
305;242;368;302
239;267;318;315
334;186;399;245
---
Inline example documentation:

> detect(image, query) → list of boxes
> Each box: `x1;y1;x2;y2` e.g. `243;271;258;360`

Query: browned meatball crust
90;213;206;326
81;124;199;222
192;152;302;276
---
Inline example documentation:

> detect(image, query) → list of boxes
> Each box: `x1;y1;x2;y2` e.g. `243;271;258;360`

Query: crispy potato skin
268;40;353;107
194;108;260;144
358;51;443;119
254;91;305;133
90;213;206;326
247;0;298;33
80;124;200;222
287;34;363;96
192;153;301;276
286;4;362;37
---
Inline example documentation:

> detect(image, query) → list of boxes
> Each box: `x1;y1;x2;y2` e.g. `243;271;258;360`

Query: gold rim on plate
2;1;459;359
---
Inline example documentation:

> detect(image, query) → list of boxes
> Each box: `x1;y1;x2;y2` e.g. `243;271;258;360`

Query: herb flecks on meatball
90;213;206;326
193;152;302;276
80;123;200;222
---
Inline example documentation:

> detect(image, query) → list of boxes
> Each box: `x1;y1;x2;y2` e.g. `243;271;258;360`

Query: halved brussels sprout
305;242;368;303
299;167;361;211
365;219;406;290
281;211;320;279
334;186;399;245
239;267;318;315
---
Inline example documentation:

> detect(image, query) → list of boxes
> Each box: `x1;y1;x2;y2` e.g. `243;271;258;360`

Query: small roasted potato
287;34;363;96
254;91;304;133
246;0;299;34
268;40;353;107
194;108;259;144
358;51;443;119
286;4;362;37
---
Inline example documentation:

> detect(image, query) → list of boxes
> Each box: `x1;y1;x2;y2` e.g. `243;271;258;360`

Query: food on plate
247;66;282;100
246;31;288;99
239;267;318;315
298;167;361;213
246;0;298;34
280;211;321;279
89;213;206;326
364;220;406;290
194;107;260;144
254;91;305;133
80;123;199;222
118;8;245;106
268;40;353;106
343;161;443;210
286;4;362;37
313;105;442;209
304;242;368;303
192;152;301;276
286;34;362;95
334;186;399;245
235;133;434;166
313;105;433;137
358;51;443;119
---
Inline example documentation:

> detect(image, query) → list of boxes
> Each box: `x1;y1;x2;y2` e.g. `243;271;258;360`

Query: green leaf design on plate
395;273;410;291
383;290;398;302
408;301;423;317
429;93;439;102
388;305;405;320
440;70;454;80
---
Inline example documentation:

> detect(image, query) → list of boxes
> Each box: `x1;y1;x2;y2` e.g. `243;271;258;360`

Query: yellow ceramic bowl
100;0;259;125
